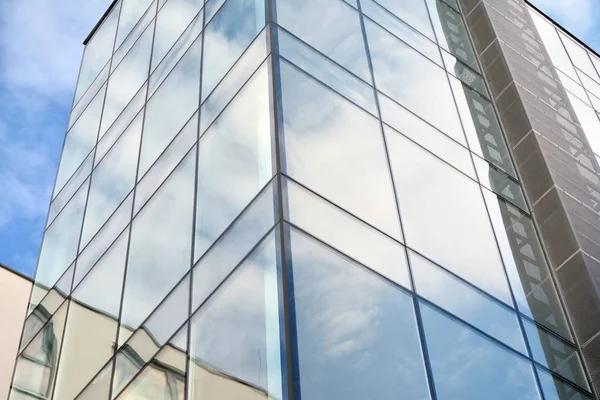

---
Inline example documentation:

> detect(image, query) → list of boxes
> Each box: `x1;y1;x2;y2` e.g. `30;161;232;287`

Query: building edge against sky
6;0;600;399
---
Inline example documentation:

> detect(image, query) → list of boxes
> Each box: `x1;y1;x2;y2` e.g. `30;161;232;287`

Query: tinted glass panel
115;0;155;50
537;367;592;400
371;0;434;39
290;228;430;400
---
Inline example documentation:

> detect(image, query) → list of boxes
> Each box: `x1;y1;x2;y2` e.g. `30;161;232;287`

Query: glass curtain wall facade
8;0;597;399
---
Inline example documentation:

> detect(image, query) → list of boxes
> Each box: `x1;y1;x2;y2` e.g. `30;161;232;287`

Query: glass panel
426;0;479;71
361;1;441;65
410;251;527;353
52;230;129;400
474;157;527;211
379;97;476;179
35;180;88;293
139;36;201;177
113;1;156;72
537;367;592;400
289;228;431;400
560;34;599;82
567;92;600;156
386;130;513;304
74;4;119;104
74;362;113;400
483;190;573;340
11;302;68;399
189;233;283;400
47;152;93;227
365;19;466;145
121;150;195;330
277;27;378;115
195;63;272;258
523;320;590;390
449;75;518;177
55;84;106;195
205;0;226;23
135;113;198;215
420;302;541;400
280;60;402;240
151;0;203;71
74;193;133;287
115;0;155;51
69;64;110;130
442;51;490;98
558;70;590;104
284;177;411;288
149;5;204;97
199;29;268;134
96;84;147;165
100;22;154;138
276;0;371;81
201;0;266;99
577;68;600;99
193;179;278;309
81;111;142;247
371;0;435;40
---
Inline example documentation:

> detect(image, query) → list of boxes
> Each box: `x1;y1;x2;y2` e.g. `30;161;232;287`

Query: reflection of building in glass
8;0;600;399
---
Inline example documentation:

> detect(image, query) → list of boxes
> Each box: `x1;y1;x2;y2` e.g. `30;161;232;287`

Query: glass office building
9;0;600;399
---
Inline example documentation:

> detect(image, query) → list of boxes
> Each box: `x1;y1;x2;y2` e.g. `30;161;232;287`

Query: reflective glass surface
115;0;155;50
370;0;434;40
290;228;431;400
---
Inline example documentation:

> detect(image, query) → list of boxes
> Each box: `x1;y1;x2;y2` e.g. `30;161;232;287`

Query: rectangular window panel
420;302;541;400
474;158;527;211
201;0;266;100
386;130;513;304
139;36;201;177
115;0;155;51
371;0;434;40
195;63;273;258
410;251;527;353
365;19;466;145
69;63;109;130
112;0;156;72
290;228;431;400
276;0;371;82
560;33;599;82
280;60;402;240
284;177;411;288
537;367;592;400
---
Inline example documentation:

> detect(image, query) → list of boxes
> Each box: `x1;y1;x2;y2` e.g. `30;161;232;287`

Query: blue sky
0;0;598;278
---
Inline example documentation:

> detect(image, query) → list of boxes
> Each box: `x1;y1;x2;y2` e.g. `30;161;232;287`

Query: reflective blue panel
139;36;201;177
277;27;378;115
195;63;272;258
410;251;527;353
280;60;403;240
285;177;411;288
121;150;195;329
386;130;513;304
201;0;266;100
151;0;204;71
365;19;466;145
290;228;431;400
277;0;371;82
371;0;434;39
74;4;119;104
189;233;284;399
420;302;542;400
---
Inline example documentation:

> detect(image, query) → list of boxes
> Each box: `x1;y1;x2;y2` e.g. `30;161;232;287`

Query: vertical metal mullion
108;1;159;399
355;1;439;398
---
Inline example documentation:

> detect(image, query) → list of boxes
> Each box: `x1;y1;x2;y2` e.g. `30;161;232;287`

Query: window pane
75;362;113;400
139;36;201;177
280;60;402;240
100;22;154;138
365;19;466;145
151;0;203;72
195;63;272;257
189;233;283;400
410;251;526;353
371;0;434;40
290;228;430;400
386;131;513;304
276;0;371;81
560;34;599;82
201;0;266;99
55;84;106;194
537;367;592;400
523;319;589;390
74;4;119;104
81;111;142;247
52;230;129;400
193;178;277;310
420;302;541;400
69;63;109;130
35;180;88;292
116;0;155;51
284;177;411;288
121;150;195;330
475;158;527;211
113;1;156;72
277;27;378;115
